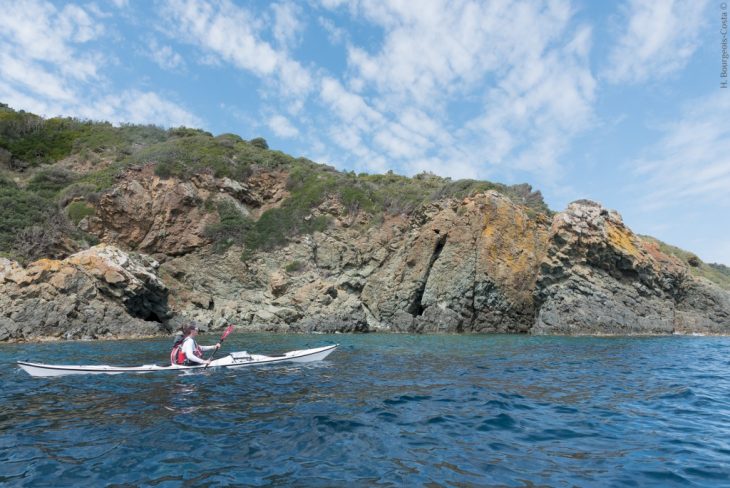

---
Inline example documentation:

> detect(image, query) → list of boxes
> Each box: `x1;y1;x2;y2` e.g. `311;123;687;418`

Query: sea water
2;334;730;487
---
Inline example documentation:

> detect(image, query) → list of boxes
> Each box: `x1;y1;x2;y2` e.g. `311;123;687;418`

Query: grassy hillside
0;103;550;261
640;235;730;290
3;103;728;291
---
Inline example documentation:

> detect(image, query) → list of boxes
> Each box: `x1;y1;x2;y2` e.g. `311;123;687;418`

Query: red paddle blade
220;324;235;341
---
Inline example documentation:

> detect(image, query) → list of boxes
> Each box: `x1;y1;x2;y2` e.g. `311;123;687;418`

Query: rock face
674;279;730;333
4;167;730;340
533;200;729;334
161;195;730;336
0;244;170;341
360;192;550;333
82;165;287;256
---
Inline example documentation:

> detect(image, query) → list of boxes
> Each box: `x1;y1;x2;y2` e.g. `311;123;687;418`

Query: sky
1;0;729;264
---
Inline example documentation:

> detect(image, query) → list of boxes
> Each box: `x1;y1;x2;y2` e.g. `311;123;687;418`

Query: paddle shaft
204;324;235;367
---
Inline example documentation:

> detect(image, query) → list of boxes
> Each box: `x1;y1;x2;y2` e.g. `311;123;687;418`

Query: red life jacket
170;337;203;365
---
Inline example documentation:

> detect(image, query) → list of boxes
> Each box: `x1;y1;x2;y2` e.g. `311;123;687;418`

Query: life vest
170;337;203;365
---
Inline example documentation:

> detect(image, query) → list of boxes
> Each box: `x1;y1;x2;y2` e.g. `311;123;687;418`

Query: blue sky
1;0;729;264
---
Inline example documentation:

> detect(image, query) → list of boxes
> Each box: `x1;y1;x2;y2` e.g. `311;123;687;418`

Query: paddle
204;324;235;368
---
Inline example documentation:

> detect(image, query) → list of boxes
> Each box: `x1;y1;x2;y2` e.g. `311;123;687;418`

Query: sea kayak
17;344;338;377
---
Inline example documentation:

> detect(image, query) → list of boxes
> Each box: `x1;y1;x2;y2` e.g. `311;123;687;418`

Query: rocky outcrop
161;195;730;336
4;175;730;340
81;165;287;257
0;244;170;341
533;200;729;334
360;192;551;333
674;279;730;333
157;191;551;334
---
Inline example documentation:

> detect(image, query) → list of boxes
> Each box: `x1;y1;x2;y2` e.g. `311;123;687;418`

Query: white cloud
0;79;66;117
268;114;299;138
271;2;304;49
0;51;77;102
320;76;382;129
605;0;708;84
164;0;312;96
467;22;595;174
148;38;185;70
630;94;730;209
0;1;201;130
0;0;104;95
80;90;202;128
318;16;346;44
316;0;595;181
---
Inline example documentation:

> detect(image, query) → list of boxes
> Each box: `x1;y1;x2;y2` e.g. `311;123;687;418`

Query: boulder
0;244;170;341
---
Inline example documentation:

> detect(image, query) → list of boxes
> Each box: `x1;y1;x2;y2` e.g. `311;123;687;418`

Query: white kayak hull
17;344;338;377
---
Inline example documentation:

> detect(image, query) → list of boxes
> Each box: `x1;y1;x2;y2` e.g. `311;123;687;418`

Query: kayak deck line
17;344;338;377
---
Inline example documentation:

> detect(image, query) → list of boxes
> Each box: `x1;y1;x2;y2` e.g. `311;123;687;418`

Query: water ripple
2;334;730;486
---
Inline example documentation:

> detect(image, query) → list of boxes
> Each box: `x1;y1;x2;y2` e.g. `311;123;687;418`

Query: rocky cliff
24;164;720;340
1;106;729;340
3;165;729;342
0;244;169;341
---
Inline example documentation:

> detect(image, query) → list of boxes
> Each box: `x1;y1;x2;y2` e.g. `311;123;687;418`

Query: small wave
313;415;366;433
376;411;398;422
425;415;449;425
523;428;589;441
641;470;690;484
683;467;730;481
553;405;579;414
483;399;510;409
658;387;695;400
477;413;517;431
383;394;432;406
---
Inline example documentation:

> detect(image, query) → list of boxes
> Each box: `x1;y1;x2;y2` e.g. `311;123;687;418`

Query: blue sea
2;334;730;487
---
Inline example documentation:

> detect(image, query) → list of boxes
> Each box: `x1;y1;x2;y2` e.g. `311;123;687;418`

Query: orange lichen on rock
478;193;550;299
605;221;642;259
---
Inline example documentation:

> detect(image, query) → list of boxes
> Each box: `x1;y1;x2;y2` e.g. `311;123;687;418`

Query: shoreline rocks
3;188;729;342
0;244;170;342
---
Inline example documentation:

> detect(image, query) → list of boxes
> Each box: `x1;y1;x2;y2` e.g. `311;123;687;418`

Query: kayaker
175;325;220;366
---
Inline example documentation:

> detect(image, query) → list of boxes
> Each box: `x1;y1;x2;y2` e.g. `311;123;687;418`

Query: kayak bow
17;344;338;377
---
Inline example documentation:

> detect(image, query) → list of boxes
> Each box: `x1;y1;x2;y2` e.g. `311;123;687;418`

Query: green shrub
58;183;100;207
0;172;15;188
128;135;241;180
1;118;80;165
204;200;253;252
243;209;328;257
249;137;269;149
27;167;77;197
169;127;212;138
77;163;124;191
66;201;95;224
285;260;304;273
215;133;244;148
0;185;54;254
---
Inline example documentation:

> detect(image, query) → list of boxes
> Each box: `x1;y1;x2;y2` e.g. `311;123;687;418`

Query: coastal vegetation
2;103;727;294
0;104;549;261
640;235;730;290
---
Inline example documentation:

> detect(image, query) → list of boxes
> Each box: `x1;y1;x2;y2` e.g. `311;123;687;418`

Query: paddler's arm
182;338;208;364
